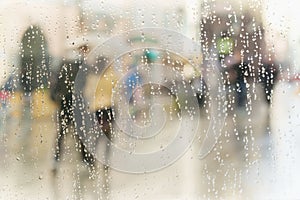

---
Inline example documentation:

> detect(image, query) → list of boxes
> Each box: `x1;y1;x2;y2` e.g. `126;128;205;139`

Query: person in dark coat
51;50;95;173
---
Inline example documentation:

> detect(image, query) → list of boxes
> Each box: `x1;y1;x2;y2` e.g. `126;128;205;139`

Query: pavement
0;82;299;199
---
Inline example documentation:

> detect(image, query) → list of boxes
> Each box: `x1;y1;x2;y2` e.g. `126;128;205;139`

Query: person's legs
95;108;114;164
54;117;67;162
52;109;69;175
96;108;114;140
54;110;70;161
95;108;114;194
77;136;95;167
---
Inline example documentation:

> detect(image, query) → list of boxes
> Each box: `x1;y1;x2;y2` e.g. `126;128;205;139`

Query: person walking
50;45;95;174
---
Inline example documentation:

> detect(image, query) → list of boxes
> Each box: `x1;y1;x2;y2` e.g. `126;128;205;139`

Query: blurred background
1;0;300;199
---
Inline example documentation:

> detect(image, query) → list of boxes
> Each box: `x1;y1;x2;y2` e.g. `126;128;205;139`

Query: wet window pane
0;0;299;199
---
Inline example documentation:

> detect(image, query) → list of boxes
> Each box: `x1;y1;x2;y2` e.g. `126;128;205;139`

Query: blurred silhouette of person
0;74;20;138
50;45;95;174
20;25;50;137
259;56;279;105
20;25;50;95
223;51;252;108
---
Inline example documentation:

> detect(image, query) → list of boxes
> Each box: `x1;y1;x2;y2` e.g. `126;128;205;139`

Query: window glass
0;0;299;199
